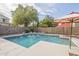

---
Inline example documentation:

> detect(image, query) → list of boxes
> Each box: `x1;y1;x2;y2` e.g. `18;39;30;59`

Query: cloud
40;12;46;15
0;3;12;19
5;3;20;12
39;8;57;16
23;3;42;13
45;10;54;13
34;3;57;16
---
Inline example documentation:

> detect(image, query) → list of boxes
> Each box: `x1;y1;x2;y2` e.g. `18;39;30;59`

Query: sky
1;3;79;20
35;3;79;20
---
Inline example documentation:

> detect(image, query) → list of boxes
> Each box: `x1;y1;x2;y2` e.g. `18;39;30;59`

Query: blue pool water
4;34;75;48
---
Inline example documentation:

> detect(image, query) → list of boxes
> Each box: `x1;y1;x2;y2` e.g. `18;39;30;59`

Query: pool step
59;35;69;39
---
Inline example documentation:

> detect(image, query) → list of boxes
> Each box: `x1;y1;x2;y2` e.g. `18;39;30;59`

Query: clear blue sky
34;3;79;20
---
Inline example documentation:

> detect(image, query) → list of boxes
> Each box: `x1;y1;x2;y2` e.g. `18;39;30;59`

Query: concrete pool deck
0;33;79;56
0;38;69;56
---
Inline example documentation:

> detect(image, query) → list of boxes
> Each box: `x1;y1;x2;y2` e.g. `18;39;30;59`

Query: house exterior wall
0;14;9;23
73;23;75;27
58;22;71;27
58;22;79;27
75;23;79;27
0;4;11;23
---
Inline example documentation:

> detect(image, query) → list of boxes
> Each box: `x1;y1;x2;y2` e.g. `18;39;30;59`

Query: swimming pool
4;33;76;48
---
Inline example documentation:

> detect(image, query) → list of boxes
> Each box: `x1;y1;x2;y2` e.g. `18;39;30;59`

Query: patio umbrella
56;12;79;20
55;12;79;49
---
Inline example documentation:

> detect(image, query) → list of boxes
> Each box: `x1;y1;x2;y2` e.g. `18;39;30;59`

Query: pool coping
0;33;59;38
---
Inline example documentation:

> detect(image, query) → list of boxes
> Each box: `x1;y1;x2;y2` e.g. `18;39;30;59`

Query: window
2;18;5;22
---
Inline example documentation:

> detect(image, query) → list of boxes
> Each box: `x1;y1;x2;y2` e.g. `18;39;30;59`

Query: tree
39;15;57;27
23;6;38;27
12;4;24;26
12;4;38;27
